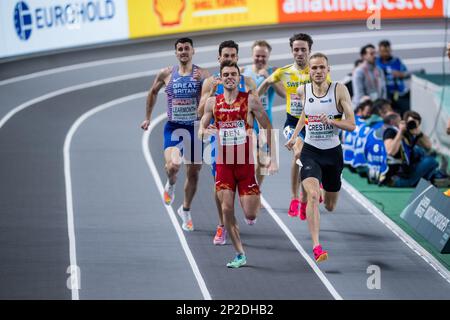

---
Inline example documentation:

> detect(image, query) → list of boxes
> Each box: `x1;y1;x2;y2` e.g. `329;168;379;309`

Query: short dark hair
403;110;422;124
356;99;373;113
378;40;391;48
309;52;328;64
384;112;401;125
372;98;392;116
219;40;239;56
220;60;240;75
289;33;313;50
354;58;363;67
360;44;375;56
174;37;193;49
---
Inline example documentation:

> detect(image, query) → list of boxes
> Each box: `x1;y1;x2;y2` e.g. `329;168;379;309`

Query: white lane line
269;106;343;299
0;71;149;130
342;180;450;284
64;92;148;300
0;54;445;132
144;100;340;299
261;196;343;300
271;106;450;285
0;29;444;86
142;113;212;300
65;92;211;299
0;58;235;130
2;39;446;297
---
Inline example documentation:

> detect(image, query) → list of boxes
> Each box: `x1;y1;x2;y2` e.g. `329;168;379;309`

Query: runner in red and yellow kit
199;61;276;268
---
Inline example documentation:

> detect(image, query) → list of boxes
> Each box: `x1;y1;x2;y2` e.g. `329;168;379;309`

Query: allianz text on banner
128;0;278;39
0;0;129;59
278;0;444;23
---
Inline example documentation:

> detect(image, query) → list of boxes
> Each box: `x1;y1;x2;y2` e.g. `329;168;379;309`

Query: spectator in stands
383;110;447;187
376;40;410;116
355;99;372;119
343;99;372;170
374;98;394;118
343;58;363;98
350;99;387;176
352;44;387;108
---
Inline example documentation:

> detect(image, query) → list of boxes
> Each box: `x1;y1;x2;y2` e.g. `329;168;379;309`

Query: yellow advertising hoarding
128;0;278;39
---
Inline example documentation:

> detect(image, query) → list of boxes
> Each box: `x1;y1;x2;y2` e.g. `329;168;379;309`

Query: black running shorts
300;142;344;192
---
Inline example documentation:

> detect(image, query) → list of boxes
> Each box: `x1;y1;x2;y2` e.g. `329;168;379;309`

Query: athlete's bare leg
183;164;201;209
255;160;266;187
302;177;321;248
164;147;183;185
291;138;304;199
239;194;260;221
323;191;339;212
218;189;244;254
215;189;224;225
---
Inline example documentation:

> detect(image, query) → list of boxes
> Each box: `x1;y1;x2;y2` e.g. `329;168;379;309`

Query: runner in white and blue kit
141;37;210;232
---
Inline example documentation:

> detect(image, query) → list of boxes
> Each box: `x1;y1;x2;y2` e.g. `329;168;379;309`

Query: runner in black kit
286;53;356;262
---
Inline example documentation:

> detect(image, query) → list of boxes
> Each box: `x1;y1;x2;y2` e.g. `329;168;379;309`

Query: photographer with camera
383;111;447;187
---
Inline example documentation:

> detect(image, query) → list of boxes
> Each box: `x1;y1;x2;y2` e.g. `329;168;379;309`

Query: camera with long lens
406;120;418;131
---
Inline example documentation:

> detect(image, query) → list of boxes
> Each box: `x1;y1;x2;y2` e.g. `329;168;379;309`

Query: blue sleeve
398;58;407;72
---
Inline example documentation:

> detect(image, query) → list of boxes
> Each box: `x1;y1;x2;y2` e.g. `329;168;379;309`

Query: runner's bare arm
285;85;306;150
249;94;273;147
198;76;218;118
245;76;257;95
273;81;286;98
285;109;305;151
249;94;277;172
198;96;215;140
141;67;171;130
332;83;356;132
256;74;277;97
199;67;211;81
249;94;271;129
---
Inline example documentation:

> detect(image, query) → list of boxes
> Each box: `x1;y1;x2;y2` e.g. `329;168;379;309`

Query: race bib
171;98;198;122
290;94;303;116
218;120;247;146
307;115;335;140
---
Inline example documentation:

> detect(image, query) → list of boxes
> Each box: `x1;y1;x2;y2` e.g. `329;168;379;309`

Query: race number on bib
218;120;247;146
307;115;335;140
290;94;303;116
171;98;198;122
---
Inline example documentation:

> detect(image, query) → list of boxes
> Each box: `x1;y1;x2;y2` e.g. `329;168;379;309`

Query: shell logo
153;0;186;26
